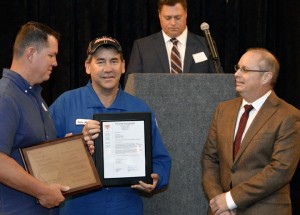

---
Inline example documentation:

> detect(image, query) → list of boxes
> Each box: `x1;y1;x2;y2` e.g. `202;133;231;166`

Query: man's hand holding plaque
20;134;102;197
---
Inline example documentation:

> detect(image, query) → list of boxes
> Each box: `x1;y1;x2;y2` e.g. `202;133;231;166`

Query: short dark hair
158;0;187;11
13;21;60;58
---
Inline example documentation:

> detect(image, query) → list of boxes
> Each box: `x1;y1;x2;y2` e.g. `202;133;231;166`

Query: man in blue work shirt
0;22;69;215
49;36;171;215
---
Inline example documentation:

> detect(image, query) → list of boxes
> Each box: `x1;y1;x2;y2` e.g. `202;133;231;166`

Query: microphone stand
211;54;220;73
203;37;220;73
201;22;221;73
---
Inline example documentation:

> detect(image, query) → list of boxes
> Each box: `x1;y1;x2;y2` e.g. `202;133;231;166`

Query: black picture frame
93;112;152;187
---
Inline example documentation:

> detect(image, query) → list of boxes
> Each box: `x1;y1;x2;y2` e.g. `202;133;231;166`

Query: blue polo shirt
49;81;171;215
0;69;57;215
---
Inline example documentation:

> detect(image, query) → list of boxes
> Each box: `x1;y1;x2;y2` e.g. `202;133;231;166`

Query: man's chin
101;83;117;90
40;76;51;84
235;86;243;93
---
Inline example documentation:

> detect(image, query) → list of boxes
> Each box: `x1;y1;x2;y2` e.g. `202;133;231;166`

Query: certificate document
93;112;152;187
103;121;145;178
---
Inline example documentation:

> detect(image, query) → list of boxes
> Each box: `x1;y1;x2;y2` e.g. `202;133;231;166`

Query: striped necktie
170;38;182;73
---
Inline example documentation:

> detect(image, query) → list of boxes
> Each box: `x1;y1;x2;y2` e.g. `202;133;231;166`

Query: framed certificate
93;112;153;187
20;134;102;197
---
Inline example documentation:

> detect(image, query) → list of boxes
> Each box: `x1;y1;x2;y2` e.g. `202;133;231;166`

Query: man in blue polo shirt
0;22;69;214
49;36;172;214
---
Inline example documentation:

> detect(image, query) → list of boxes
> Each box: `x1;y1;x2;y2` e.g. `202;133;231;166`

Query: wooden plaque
20;134;101;196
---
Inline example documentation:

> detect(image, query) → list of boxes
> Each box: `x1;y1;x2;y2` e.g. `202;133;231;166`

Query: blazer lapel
153;32;170;73
234;92;279;162
225;99;243;166
183;32;197;73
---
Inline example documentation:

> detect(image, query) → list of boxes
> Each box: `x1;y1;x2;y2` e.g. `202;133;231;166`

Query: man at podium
126;0;223;78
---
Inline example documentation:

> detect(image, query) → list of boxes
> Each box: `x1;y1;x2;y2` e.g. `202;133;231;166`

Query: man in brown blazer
202;48;300;215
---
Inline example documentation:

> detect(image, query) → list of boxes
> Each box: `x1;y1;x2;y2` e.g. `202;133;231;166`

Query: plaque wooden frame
20;134;102;197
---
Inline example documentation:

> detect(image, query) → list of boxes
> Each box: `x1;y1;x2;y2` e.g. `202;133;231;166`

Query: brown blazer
202;91;300;215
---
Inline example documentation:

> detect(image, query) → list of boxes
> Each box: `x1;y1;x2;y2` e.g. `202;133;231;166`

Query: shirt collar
2;68;42;95
241;90;272;111
162;27;188;46
85;81;127;110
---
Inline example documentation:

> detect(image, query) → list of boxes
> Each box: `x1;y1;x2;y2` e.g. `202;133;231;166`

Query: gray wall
125;73;236;215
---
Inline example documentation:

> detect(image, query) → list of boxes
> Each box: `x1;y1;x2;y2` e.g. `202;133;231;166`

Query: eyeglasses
234;65;268;73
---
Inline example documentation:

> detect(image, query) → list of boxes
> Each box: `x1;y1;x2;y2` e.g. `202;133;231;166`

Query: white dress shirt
162;27;188;73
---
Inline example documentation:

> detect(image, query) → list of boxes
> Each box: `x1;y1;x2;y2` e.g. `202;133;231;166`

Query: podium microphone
200;22;220;73
200;22;218;60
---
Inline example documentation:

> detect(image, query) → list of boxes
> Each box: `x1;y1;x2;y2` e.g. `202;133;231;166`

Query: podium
125;73;236;215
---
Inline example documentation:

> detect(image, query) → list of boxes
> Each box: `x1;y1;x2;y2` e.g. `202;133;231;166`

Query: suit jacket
202;92;300;215
126;31;223;76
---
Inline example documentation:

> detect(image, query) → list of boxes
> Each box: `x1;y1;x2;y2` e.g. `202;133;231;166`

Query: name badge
192;52;208;63
76;119;91;125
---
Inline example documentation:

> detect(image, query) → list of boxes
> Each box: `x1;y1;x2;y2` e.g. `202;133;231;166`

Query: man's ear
262;71;273;85
85;61;91;75
122;60;125;74
25;47;36;63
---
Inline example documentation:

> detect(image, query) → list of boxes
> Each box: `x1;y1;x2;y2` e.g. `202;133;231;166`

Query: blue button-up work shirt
0;69;57;215
49;81;171;215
